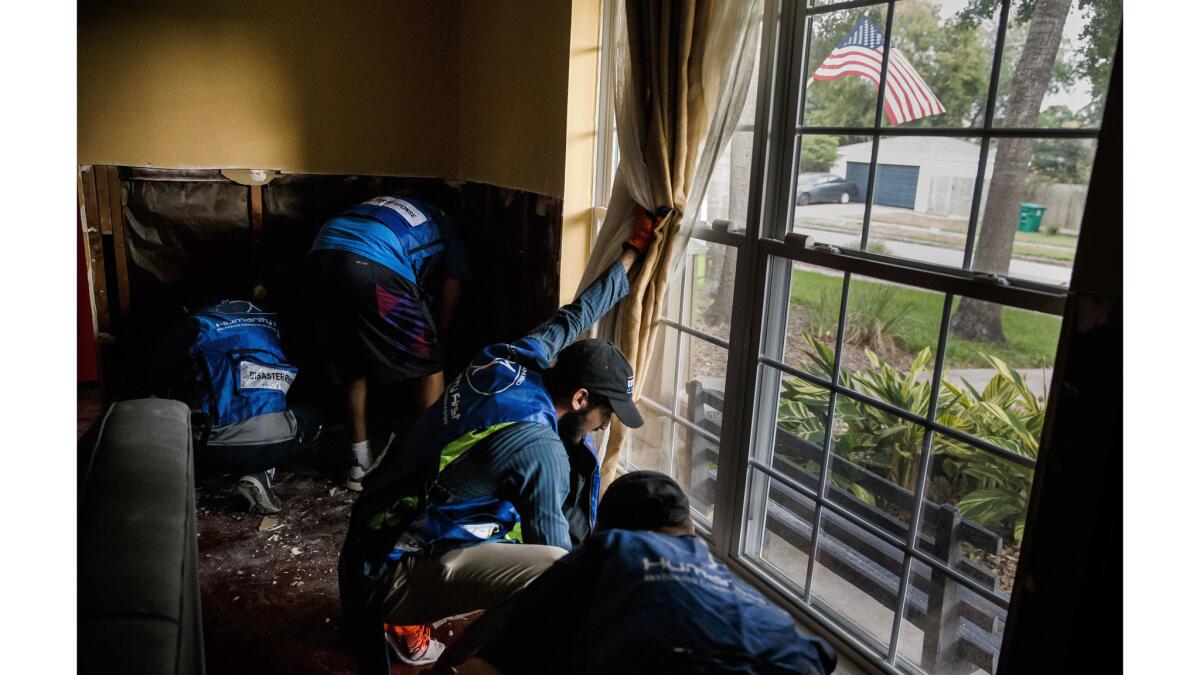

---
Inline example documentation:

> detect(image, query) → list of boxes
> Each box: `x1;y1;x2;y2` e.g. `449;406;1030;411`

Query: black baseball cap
553;339;644;429
596;470;691;531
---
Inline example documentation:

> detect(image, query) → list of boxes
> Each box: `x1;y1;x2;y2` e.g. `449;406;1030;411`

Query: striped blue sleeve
526;260;630;365
509;434;573;551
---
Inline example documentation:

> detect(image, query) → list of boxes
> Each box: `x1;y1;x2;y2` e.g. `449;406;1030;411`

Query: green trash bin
1018;203;1046;232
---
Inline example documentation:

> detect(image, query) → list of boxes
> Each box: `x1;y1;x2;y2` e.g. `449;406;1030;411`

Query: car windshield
797;173;825;187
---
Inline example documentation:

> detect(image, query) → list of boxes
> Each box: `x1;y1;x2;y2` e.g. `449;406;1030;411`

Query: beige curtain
580;0;762;488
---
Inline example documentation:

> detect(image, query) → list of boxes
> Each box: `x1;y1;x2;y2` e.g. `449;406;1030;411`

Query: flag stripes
809;16;945;125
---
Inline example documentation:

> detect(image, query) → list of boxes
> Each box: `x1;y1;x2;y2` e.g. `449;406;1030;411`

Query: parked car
796;173;859;205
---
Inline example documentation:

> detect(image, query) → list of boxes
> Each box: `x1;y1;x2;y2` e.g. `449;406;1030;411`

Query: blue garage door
845;162;919;209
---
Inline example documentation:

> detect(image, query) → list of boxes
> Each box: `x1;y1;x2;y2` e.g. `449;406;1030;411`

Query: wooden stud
105;166;132;319
80;166;110;332
250;183;265;281
95;164;113;235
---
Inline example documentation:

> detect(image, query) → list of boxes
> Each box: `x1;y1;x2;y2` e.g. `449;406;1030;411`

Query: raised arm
525;210;655;364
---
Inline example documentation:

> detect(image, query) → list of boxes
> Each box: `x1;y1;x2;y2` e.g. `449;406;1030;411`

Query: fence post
922;505;967;673
677;380;703;501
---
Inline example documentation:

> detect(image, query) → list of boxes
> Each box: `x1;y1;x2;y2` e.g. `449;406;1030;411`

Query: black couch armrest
79;398;205;675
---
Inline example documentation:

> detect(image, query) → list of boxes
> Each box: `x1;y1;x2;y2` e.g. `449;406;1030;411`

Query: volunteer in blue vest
454;471;839;675
337;209;659;672
307;195;468;491
150;299;323;514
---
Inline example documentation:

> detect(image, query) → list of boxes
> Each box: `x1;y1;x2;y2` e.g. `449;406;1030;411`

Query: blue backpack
189;300;298;428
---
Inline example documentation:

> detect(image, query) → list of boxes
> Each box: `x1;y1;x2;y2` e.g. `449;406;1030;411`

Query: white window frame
593;1;1111;672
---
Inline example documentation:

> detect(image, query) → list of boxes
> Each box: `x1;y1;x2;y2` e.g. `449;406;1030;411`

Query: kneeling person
459;471;839;675
151;299;322;513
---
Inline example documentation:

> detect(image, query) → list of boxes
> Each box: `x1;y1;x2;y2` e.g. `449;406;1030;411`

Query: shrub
844;283;912;352
777;334;1043;543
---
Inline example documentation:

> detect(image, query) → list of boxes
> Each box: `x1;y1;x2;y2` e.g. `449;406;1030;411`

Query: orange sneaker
384;623;445;666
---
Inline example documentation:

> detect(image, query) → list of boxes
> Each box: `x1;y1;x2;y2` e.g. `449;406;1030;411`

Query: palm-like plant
777;334;1044;543
935;355;1044;542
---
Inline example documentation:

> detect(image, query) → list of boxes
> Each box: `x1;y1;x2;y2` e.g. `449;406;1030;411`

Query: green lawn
1013;243;1075;263
789;269;1060;369
1014;229;1078;247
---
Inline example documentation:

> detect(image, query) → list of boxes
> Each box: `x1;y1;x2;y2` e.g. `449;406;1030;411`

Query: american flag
810;15;945;125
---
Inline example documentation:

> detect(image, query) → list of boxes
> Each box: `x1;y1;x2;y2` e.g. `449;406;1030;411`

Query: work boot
236;471;283;514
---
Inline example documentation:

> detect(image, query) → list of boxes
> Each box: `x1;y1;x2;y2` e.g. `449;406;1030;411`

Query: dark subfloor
196;425;478;675
76;383;477;675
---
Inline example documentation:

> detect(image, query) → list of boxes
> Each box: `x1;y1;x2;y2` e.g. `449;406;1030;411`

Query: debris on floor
197;427;475;674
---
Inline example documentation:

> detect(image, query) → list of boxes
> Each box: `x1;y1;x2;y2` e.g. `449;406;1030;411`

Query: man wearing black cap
338;211;657;672
452;471;839;675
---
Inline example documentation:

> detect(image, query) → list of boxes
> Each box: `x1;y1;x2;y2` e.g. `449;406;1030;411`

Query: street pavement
792;204;1073;286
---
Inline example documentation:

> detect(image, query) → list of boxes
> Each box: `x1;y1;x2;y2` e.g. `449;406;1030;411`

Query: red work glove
623;207;657;255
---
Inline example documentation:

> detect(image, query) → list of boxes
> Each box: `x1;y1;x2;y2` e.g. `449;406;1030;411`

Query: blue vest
339;196;449;286
581;531;835;674
189;300;297;428
367;336;601;558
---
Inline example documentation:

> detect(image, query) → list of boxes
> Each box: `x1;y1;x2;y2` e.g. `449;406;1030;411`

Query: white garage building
832;136;995;217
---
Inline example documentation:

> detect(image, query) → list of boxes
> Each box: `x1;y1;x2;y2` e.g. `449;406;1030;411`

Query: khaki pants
381;542;564;626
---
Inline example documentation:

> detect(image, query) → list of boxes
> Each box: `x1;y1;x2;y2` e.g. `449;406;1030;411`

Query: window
595;1;1119;673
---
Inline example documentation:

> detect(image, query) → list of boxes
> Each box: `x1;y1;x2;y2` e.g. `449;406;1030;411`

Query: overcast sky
930;0;1100;110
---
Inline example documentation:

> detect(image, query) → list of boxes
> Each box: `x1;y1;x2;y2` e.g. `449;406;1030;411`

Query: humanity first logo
465;347;527;396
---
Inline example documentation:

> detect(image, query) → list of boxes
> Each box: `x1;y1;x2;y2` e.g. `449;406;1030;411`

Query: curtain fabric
580;0;762;488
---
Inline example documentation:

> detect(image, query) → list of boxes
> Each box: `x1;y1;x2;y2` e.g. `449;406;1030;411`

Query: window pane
801;4;890;128
922;433;1030;597
684;240;737;342
641;325;680;410
882;1;998;129
677;335;727;428
970;137;1094;286
699;130;757;232
774;368;831;471
661;266;685;323
896;568;1008;675
628;402;672;473
993;0;1121;130
674;422;718;524
811;508;903;655
829;398;922;526
743;468;816;596
675;334;725;522
839;275;943;415
940;297;1059;458
793;134;867;247
696;18;758;227
861;135;985;269
776;260;846;380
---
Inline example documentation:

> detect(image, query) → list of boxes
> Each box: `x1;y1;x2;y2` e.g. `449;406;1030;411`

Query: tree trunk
949;0;1072;344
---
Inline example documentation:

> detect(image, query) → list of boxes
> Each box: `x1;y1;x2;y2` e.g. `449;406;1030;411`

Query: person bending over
307;195;468;491
454;471;839;675
151;299;322;513
337;211;657;672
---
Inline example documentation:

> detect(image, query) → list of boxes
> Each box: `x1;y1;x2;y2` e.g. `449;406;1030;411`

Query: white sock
351;440;371;468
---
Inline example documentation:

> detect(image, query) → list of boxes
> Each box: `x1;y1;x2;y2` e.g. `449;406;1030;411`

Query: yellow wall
79;1;460;178
558;0;603;302
79;0;593;198
457;1;573;196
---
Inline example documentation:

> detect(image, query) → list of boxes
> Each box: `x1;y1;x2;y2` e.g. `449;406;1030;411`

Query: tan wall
457;1;573;197
80;1;586;193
